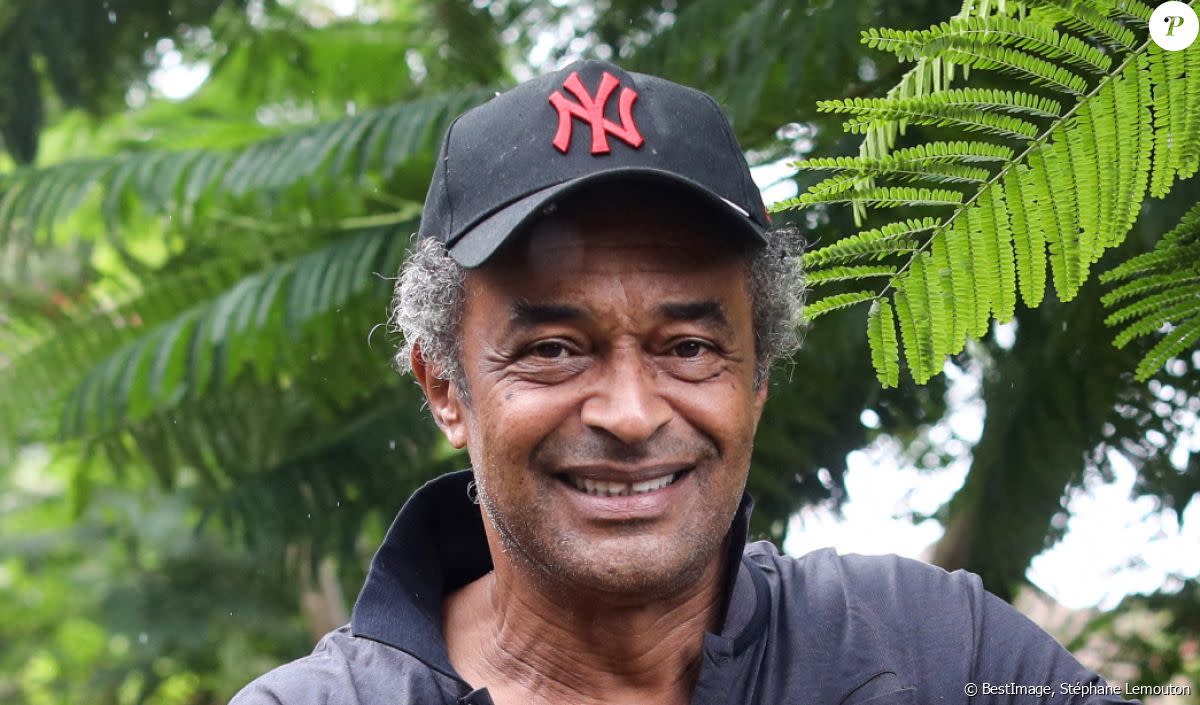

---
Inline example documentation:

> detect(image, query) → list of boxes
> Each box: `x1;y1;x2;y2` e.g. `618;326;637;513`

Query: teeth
569;472;679;497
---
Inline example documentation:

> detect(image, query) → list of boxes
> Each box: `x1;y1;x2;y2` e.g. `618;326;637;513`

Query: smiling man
231;61;1139;705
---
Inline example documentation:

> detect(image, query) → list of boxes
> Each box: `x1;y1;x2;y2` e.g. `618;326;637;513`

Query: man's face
428;196;767;598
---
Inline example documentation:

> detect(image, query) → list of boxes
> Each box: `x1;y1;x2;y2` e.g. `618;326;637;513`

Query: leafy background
0;0;1196;702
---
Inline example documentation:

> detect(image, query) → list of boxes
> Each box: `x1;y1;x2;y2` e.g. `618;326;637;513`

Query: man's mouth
558;468;691;497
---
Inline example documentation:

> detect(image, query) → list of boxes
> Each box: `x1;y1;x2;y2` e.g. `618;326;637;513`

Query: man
232;60;1138;705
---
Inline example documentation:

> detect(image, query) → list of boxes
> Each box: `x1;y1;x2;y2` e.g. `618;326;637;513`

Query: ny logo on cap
549;71;644;155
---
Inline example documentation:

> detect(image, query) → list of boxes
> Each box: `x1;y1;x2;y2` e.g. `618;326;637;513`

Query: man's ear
752;378;769;427
410;344;468;449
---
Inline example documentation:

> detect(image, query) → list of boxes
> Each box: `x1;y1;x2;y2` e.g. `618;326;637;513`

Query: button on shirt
230;470;1139;705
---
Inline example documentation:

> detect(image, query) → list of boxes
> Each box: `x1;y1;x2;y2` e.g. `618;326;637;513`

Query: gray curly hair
388;224;807;397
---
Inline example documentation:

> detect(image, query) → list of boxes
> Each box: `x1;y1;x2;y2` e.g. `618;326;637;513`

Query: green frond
1063;102;1101;268
1112;299;1200;349
804;174;874;197
1135;317;1200;381
782;186;963;210
929;234;963;351
986;183;1017;322
965;191;1000;335
799;141;1014;170
1101;272;1200;308
798;156;990;185
1003;167;1047;307
800;217;938;266
894;279;937;384
1102;201;1200;377
1105;284;1200;328
1087;79;1120;250
56;224;410;440
1027;0;1138;50
1182;46;1200;178
798;0;1198;387
804;265;898;286
825;88;1063;118
0;232;324;438
917;246;953;359
938;43;1089;95
863;16;1111;74
944;217;980;348
1103;242;1200;283
1121;55;1154;234
1101;0;1154;22
867;300;901;388
801;291;877;321
0;90;491;244
822;94;1042;139
1148;46;1196;197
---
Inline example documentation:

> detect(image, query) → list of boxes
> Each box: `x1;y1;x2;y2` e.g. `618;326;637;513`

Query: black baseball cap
417;59;770;267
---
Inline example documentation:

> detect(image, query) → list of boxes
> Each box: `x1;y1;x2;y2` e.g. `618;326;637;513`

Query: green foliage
781;0;1200;386
1102;202;1200;381
0;89;491;245
0;0;245;163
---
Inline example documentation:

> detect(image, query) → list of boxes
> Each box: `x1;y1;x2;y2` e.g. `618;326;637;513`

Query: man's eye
672;340;709;358
530;341;570;359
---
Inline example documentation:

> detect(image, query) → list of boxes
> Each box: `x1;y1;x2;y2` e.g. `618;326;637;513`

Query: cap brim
445;168;769;268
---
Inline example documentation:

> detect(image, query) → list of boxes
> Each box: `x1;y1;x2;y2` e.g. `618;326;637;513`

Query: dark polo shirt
231;470;1138;705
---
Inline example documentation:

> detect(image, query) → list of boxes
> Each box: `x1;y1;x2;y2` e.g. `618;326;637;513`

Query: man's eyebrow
508;301;589;329
658;300;732;334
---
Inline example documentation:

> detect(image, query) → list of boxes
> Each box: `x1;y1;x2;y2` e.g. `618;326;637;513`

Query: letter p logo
1151;1;1198;50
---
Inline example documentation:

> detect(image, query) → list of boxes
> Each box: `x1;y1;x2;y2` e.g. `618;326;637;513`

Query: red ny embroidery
549;71;644;155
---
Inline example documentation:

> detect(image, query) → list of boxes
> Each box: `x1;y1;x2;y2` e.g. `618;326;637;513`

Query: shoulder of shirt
741;540;985;613
228;625;454;705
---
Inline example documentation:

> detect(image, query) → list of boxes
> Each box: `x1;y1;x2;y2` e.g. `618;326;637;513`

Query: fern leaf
1148;46;1191;197
1004;167;1047;307
986;183;1018;322
1118;55;1154;235
804;265;898;286
867;299;901;388
1103;242;1200;283
932;233;964;354
801;217;938;266
1101;271;1200;308
782;186;963;210
894;283;935;383
802;141;1014;170
802;291;877;321
823;95;1042;138
966;193;999;335
1181;45;1200;178
55;224;409;439
939;43;1089;94
0;90;491;244
1063;100;1101;267
1105;284;1200;327
1103;0;1153;22
1087;80;1120;250
798;156;990;185
804;174;874;197
863;16;1111;74
944;217;979;347
1027;0;1137;50
1112;300;1200;349
1135;316;1200;381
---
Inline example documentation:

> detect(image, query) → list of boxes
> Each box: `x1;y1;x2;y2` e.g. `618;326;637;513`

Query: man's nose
579;348;672;445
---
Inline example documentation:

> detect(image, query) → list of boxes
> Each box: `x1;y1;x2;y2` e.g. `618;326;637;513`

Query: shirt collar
350;469;764;684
